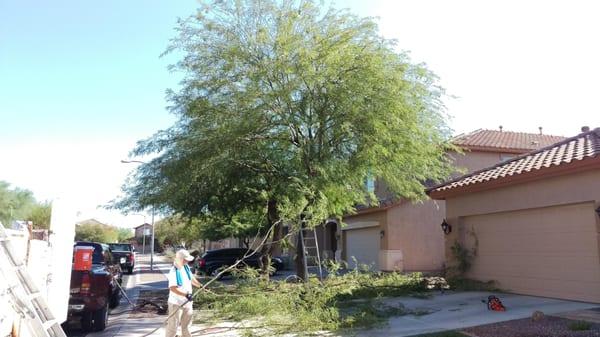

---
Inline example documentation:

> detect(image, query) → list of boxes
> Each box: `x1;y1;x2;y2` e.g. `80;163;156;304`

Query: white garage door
345;227;380;271
462;202;600;302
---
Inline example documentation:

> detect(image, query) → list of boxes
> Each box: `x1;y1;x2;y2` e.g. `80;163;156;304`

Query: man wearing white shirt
165;249;202;337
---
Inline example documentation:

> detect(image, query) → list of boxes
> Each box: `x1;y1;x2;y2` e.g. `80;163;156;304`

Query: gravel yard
463;316;600;337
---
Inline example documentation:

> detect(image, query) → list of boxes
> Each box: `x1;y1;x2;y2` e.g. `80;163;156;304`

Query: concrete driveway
355;291;598;337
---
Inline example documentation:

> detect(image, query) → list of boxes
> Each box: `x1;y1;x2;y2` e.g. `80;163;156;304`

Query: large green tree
117;0;454;279
75;220;119;243
154;214;202;247
0;181;51;229
116;227;134;242
28;202;52;229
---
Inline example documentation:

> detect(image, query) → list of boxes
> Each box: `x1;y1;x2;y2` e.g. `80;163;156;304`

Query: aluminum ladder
299;226;323;281
0;224;67;337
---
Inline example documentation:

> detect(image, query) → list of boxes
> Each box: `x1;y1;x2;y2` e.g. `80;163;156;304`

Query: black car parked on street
107;243;135;274
195;248;284;276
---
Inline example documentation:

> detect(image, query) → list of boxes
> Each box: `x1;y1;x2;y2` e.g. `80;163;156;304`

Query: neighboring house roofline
133;223;151;229
452;128;566;153
76;218;107;226
429;157;600;200
346;128;566;215
428;127;600;199
345;202;400;217
459;145;532;154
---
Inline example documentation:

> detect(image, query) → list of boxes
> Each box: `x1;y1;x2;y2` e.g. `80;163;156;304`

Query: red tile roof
429;128;600;198
453;129;566;153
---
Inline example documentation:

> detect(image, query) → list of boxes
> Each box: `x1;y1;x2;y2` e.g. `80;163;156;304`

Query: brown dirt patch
463;316;600;337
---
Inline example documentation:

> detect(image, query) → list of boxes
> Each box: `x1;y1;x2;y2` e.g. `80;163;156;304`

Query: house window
366;176;375;193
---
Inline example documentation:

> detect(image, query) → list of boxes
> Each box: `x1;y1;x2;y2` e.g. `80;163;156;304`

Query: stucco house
134;223;153;240
338;128;565;272
427;127;600;303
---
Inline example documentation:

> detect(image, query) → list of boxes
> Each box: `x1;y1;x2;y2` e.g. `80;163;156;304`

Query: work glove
186;292;193;301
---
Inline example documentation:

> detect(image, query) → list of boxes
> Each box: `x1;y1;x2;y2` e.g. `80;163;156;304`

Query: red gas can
73;246;94;271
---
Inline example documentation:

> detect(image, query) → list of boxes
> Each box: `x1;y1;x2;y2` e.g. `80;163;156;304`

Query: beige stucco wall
448;150;516;177
443;169;600;302
445;169;600;218
385;200;445;272
341;149;525;273
342;150;518;272
372;150;512;272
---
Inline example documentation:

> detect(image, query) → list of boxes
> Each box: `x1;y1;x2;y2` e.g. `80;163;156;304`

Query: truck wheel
92;304;108;331
81;312;93;332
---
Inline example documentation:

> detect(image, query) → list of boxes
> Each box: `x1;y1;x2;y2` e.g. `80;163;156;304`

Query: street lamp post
122;159;156;271
150;207;155;270
142;228;146;254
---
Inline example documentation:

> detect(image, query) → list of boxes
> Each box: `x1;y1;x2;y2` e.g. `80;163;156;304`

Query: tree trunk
259;199;281;280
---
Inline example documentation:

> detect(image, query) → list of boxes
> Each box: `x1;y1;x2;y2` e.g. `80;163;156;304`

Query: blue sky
1;0;599;226
1;0;199;225
0;0;196;143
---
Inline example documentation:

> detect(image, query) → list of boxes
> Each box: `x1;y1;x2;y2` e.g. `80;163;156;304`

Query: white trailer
0;198;76;337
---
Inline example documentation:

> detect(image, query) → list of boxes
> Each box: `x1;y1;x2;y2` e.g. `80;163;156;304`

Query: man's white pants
165;303;193;337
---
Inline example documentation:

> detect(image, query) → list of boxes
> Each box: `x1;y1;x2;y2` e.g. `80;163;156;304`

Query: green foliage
116;227;133;242
154;214;203;246
230;265;264;282
0;181;36;225
568;320;592;331
115;0;454;236
450;241;476;275
27;201;52;229
75;220;119;243
195;271;429;335
0;181;52;229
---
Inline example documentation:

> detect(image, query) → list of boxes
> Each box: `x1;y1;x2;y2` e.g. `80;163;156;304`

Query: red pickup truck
68;242;123;331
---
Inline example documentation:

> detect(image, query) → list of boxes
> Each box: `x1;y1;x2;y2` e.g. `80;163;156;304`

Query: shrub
568;320;591;331
450;241;474;274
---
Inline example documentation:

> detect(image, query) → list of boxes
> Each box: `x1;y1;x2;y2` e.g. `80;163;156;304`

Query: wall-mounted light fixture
440;219;452;235
379;230;385;238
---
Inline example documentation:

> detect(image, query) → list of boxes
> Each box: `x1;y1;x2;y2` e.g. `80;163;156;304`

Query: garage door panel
470;273;600;301
474;232;598;256
345;227;380;270
462;202;600;303
474;223;595;236
471;255;600;282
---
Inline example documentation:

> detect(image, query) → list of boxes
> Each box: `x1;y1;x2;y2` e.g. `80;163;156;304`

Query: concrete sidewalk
87;254;172;337
355;291;599;337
